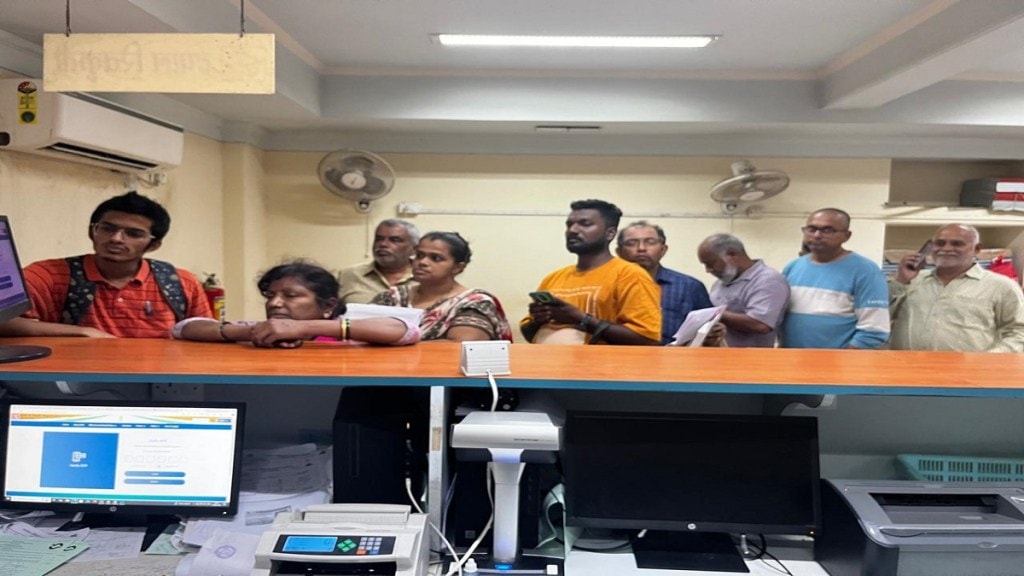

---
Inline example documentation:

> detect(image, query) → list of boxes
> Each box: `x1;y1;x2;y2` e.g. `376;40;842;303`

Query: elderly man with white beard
697;233;790;347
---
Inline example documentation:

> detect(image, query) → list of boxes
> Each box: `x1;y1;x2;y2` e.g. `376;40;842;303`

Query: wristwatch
577;313;592;332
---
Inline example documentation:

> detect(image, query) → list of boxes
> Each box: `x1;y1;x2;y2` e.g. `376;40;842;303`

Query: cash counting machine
252;503;428;576
816;479;1024;576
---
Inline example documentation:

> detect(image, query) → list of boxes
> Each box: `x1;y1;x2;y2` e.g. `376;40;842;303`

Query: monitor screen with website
563;411;820;572
0;399;246;518
0;215;50;363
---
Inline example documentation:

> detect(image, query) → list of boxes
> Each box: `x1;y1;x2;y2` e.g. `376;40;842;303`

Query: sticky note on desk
0;534;89;576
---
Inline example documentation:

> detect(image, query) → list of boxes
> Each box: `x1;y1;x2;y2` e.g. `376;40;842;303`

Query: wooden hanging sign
43;33;275;94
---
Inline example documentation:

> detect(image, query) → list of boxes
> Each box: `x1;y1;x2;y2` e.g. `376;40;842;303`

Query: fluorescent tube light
535;125;602;133
434;34;719;48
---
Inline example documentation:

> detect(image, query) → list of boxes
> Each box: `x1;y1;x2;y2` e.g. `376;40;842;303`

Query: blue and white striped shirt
780;252;890;349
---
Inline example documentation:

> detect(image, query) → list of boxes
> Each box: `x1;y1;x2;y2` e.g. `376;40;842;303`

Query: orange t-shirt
21;255;212;338
521;257;662;343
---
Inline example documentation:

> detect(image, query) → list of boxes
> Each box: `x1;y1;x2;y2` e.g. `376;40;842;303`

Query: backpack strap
61;256;96;325
60;256;188;325
147;258;188;322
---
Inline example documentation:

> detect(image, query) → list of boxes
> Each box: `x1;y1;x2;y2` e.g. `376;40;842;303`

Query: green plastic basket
897;454;1024;482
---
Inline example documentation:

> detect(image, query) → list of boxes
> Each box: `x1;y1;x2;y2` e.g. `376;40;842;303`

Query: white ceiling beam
822;0;1024;110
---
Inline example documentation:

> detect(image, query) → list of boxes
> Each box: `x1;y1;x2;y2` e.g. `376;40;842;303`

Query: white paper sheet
239;443;331;494
69;527;146;563
187;529;262;576
669;305;726;346
345;303;425;325
181;489;330;546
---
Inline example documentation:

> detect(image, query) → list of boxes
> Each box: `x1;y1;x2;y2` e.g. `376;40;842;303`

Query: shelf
889;160;1024;205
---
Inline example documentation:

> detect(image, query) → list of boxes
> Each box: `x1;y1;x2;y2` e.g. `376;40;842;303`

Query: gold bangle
343;318;350;340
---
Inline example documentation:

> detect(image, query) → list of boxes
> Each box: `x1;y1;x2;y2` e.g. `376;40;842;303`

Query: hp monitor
0;399;246;519
563;411;820;572
0;215;50;363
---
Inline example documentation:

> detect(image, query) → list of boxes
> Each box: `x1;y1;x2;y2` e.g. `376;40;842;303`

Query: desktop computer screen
562;411;820;572
0;399;246;518
0;215;51;363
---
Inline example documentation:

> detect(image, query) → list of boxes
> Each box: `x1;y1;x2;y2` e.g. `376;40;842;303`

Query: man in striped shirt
780;208;890;349
0;192;211;338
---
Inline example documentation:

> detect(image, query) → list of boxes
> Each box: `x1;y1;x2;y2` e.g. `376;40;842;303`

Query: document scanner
816;479;1024;576
252;503;428;576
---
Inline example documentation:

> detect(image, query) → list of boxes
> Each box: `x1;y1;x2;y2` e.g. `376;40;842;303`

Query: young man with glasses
0;191;211;338
616;221;712;345
779;208;889;349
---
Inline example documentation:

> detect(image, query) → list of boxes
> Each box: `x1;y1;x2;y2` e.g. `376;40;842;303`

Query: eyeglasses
620;238;663;248
801;226;847;236
91;221;153;241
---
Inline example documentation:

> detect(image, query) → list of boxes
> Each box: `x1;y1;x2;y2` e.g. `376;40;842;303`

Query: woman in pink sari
372;232;512;342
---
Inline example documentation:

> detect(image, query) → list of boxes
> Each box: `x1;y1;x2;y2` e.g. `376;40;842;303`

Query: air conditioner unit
0;79;183;172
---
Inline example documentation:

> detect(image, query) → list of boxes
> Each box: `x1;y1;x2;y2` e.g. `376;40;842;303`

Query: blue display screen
282;536;338;553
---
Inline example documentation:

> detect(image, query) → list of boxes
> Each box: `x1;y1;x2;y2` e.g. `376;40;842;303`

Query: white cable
486;370;498;412
444;463;496;576
407;478;462;576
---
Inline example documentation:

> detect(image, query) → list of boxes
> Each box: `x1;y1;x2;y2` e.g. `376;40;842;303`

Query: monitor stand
0;344;52;364
632;531;749;573
59;513;178;551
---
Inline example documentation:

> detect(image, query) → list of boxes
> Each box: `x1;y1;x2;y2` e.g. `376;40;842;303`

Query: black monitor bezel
562;410;821;537
0;215;32;323
0;398;246;518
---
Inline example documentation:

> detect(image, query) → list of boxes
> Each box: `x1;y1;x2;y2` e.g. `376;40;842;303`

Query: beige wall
260;153;891;329
0;131;224;292
8;133;1024;330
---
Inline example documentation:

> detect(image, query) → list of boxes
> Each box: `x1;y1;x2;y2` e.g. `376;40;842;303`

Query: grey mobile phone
913;240;933;270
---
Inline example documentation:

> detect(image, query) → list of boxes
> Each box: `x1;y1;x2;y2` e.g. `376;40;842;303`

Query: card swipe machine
252;503;428;576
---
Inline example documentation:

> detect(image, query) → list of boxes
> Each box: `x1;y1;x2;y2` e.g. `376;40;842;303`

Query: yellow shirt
522;258;662;344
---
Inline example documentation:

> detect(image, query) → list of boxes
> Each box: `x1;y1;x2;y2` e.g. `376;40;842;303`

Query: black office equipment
0;215;51;363
562;411;820;572
332;387;429;505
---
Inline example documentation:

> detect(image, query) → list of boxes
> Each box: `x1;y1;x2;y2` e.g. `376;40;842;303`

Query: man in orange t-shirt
0;192;211;339
520;199;661;345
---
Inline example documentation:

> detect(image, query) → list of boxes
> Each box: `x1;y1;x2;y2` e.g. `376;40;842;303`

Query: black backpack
60;256;188;325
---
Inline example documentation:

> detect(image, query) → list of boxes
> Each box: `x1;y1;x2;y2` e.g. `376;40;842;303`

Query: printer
252;503;428;576
816;479;1024;576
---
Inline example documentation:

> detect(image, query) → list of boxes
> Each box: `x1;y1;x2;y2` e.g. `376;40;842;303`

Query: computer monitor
562;411;820;573
0;399;246;519
0;215;51;363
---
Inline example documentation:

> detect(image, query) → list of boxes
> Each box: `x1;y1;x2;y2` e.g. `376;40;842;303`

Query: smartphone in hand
912;240;933;270
529;291;561;306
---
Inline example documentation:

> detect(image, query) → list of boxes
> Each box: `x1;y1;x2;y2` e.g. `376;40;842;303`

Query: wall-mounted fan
318;150;395;213
709;160;790;215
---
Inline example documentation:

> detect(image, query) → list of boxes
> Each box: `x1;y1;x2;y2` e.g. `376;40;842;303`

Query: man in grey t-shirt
697;233;790;347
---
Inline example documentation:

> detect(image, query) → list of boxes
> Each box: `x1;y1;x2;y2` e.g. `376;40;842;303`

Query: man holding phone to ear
889;223;1024;352
520;199;661;345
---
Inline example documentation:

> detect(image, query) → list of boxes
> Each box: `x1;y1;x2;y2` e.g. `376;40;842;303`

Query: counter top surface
0;338;1016;397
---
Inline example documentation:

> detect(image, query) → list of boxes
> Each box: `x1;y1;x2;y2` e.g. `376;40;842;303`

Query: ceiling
2;0;1024;157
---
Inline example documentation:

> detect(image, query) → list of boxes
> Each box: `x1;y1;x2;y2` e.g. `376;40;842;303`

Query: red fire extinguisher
202;273;225;321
